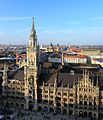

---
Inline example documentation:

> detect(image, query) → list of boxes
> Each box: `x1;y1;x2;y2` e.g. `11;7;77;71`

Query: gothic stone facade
1;18;103;119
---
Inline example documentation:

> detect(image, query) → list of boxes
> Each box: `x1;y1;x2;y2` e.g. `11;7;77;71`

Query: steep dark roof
57;73;82;87
61;63;101;72
39;63;103;89
8;67;24;81
39;72;82;88
42;62;62;69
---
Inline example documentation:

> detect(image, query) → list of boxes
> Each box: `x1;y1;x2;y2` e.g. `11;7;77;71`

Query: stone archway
10;102;15;108
89;101;92;106
43;106;48;112
21;104;24;109
84;111;88;117
57;108;61;113
69;110;73;116
88;112;92;118
16;103;19;109
38;106;42;112
49;107;54;112
79;111;83;117
28;101;33;110
5;102;9;108
62;109;67;114
94;113;96;118
99;113;103;119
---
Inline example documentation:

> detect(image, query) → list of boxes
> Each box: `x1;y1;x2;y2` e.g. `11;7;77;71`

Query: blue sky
0;0;103;45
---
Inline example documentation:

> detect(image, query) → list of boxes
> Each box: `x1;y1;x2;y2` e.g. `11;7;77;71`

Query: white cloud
0;28;30;34
0;17;31;21
10;28;30;33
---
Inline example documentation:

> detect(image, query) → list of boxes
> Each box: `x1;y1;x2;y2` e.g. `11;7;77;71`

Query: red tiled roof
64;55;87;58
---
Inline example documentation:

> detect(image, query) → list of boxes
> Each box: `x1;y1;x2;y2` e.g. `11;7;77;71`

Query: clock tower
25;17;38;110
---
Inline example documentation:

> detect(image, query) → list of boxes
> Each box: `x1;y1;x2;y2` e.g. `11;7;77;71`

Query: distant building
48;53;88;64
40;44;48;52
47;43;60;53
82;49;100;56
64;54;87;64
66;47;82;54
91;58;103;67
16;51;26;64
48;53;61;63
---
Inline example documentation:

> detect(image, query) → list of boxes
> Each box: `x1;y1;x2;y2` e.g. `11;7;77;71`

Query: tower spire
31;17;35;34
32;17;34;30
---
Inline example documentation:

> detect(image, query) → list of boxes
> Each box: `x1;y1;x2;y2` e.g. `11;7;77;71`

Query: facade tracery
1;18;103;119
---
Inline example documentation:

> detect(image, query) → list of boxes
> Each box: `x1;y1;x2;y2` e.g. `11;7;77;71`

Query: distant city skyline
0;0;103;45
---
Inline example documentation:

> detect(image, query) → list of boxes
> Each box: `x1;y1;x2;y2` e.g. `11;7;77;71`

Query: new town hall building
1;18;103;119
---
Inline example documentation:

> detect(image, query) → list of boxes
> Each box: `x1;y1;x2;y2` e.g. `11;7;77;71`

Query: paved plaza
16;111;91;120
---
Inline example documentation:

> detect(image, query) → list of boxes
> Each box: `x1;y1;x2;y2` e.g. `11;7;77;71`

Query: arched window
84;101;87;106
16;103;19;109
69;110;73;115
38;106;42;112
28;75;34;85
43;106;48;112
84;111;87;117
28;100;33;110
79;111;83;117
89;102;92;106
57;108;61;113
89;96;92;101
79;94;83;100
10;102;14;108
62;109;67;114
49;107;54;112
94;97;96;105
79;101;83;105
88;112;92;118
84;94;87;101
29;95;32;99
5;102;9;108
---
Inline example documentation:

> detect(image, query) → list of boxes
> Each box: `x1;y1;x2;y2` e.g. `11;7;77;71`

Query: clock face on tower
28;49;36;59
28;48;36;66
30;53;34;59
30;53;35;60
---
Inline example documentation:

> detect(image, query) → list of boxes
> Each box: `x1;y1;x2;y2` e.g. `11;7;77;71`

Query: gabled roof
39;63;103;89
8;67;24;81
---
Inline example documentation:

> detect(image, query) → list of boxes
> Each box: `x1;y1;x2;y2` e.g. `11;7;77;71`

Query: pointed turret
29;17;36;38
31;17;35;34
28;17;37;48
96;75;98;87
54;76;57;88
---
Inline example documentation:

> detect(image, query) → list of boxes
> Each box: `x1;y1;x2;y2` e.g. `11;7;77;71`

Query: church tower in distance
25;17;38;110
